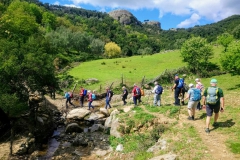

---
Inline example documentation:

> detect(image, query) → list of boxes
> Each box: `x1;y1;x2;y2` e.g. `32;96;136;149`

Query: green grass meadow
68;50;185;90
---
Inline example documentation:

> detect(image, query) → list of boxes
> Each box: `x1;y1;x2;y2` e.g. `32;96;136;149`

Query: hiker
132;84;141;106
87;90;94;110
152;81;163;106
202;79;224;134
105;87;112;109
195;78;204;110
64;91;75;108
79;86;86;107
172;74;184;106
122;86;128;105
184;83;201;120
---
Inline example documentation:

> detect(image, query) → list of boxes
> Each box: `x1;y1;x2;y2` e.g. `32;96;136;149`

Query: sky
40;0;240;30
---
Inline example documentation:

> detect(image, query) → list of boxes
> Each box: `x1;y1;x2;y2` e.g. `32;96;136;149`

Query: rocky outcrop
66;108;91;120
108;9;141;25
144;21;161;28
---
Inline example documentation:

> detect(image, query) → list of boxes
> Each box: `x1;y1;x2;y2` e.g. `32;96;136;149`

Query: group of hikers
64;74;224;134
172;74;224;134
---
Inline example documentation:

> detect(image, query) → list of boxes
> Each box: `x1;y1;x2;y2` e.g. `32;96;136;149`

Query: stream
37;105;111;160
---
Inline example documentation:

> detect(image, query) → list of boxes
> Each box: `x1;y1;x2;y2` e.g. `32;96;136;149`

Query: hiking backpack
92;93;96;100
155;85;163;95
69;92;73;98
177;78;184;88
191;88;201;101
206;87;219;105
183;83;189;92
135;87;141;96
109;90;114;98
140;88;144;96
83;89;87;96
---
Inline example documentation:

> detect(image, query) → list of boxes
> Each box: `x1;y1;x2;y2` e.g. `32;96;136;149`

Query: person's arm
172;84;176;91
220;97;224;111
184;91;190;101
202;96;206;108
152;86;157;93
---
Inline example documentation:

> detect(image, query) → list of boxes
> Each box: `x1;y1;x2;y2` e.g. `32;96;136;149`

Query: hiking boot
187;116;193;120
205;128;210;134
212;122;219;127
192;116;195;120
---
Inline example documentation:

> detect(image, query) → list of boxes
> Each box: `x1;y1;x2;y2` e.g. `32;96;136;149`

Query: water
37;127;63;159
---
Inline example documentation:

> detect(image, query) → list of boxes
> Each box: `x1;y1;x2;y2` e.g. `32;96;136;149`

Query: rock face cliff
144;21;161;28
108;9;161;29
108;9;141;25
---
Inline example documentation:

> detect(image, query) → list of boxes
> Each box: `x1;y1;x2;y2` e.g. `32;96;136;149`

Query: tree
232;24;240;39
90;38;105;56
220;40;240;75
0;1;39;42
104;42;121;58
181;37;213;75
0;36;58;116
217;33;234;52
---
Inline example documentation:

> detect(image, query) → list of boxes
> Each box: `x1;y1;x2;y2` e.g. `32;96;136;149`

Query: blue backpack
136;87;141;96
155;85;163;95
92;94;96;100
191;88;201;101
177;78;184;88
83;89;87;96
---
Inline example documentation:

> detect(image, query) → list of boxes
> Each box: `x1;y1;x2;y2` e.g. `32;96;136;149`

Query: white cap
154;81;158;85
189;83;194;88
195;78;200;82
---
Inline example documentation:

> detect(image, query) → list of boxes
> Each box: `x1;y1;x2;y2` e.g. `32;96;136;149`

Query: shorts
187;101;199;109
206;104;220;116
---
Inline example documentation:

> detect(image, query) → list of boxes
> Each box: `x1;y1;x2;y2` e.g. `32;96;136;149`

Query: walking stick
178;97;182;120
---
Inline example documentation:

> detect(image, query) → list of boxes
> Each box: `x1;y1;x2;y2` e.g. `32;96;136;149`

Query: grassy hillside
67;45;224;91
68;50;185;90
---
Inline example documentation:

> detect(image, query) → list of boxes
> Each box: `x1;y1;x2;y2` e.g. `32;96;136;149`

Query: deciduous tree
181;37;213;75
221;40;240;75
104;42;121;58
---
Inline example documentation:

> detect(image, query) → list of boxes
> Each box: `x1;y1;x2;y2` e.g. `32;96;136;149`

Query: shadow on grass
211;119;235;132
196;112;207;120
227;84;240;90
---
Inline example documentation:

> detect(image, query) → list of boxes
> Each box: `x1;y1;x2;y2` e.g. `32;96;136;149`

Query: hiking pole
178;97;182;120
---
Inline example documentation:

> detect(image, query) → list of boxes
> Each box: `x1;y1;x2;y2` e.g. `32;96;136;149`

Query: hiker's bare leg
214;113;219;122
188;108;192;117
206;116;211;128
192;107;195;117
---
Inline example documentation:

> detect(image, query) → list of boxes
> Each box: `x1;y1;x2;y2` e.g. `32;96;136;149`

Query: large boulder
104;109;121;138
65;123;83;133
108;9;141;25
66;108;91;120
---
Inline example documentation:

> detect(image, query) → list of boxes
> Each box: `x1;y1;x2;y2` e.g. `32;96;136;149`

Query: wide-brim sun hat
210;79;217;83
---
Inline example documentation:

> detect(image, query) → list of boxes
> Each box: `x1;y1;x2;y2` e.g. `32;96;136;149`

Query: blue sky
40;0;240;30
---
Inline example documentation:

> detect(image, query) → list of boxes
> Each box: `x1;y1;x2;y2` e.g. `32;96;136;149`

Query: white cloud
63;4;81;8
53;1;60;5
67;0;240;27
177;13;200;28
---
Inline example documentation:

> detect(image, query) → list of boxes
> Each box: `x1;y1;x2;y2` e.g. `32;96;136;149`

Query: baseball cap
188;83;194;88
210;79;217;83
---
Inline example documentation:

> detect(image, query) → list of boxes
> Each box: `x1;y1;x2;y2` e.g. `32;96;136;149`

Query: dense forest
0;0;240;117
